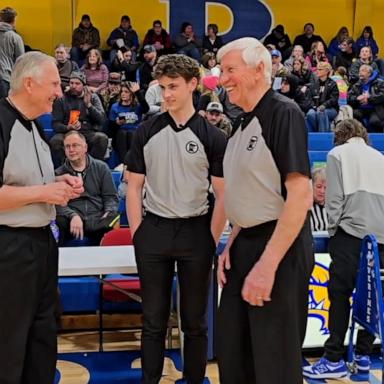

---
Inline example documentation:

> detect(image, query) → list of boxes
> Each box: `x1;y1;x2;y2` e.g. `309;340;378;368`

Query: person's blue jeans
178;47;201;62
306;108;338;132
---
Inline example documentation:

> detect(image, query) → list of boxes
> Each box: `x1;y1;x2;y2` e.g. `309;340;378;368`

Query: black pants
114;129;135;164
133;212;216;384
217;220;314;384
324;228;384;361
0;225;58;384
353;109;384;132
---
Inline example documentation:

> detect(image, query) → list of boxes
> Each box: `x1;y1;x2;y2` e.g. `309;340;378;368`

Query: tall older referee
0;52;82;384
216;38;314;384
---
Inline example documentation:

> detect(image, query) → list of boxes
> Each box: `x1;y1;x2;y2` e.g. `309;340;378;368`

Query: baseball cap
143;44;156;53
108;72;122;84
207;102;223;114
271;49;282;57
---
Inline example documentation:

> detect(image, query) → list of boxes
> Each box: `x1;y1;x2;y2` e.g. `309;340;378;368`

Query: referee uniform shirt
217;89;314;384
125;111;226;384
0;98;58;384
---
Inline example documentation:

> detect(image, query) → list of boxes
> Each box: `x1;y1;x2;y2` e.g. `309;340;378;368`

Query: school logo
308;262;331;335
246;136;258;151
186;141;199;154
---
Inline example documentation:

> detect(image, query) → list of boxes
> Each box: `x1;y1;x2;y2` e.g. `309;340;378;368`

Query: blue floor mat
55;349;211;383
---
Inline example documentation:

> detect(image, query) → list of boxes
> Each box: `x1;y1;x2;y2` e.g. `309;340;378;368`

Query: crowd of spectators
1;6;384;242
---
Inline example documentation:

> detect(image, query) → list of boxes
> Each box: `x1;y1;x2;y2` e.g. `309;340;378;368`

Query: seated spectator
202;23;223;54
197;75;243;123
271;49;288;84
306;62;339;132
107;15;139;62
142;20;171;57
70;14;100;66
279;74;312;114
81;49;109;93
200;52;218;76
51;71;107;164
355;26;379;59
174;21;202;61
145;80;163;118
348;64;384;132
110;46;141;82
305;41;329;72
291;56;317;88
108;81;149;164
99;72;122;115
137;45;157;91
55;131;119;246
205;101;232;137
328;26;349;58
349;46;378;84
310;166;328;232
293;22;327;55
330;66;349;105
334;37;355;71
263;24;291;59
54;43;78;91
284;45;304;72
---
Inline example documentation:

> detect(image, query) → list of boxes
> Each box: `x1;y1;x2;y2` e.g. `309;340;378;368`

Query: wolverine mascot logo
308;262;330;335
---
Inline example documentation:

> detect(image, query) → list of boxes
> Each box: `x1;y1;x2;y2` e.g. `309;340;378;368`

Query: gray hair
311;166;326;184
217;37;272;85
10;51;56;93
359;64;373;75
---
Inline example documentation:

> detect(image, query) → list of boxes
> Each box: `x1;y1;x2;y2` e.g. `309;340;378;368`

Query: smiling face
28;61;62;115
120;86;133;104
158;75;197;114
87;49;99;66
220;49;261;111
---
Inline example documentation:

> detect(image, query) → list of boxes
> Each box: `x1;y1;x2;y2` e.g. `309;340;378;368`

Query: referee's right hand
43;181;74;206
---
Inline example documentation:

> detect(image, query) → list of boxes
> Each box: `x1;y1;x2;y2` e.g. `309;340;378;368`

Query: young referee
125;54;227;384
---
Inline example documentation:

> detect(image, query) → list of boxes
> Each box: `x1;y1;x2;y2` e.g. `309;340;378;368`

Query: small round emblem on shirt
246;136;258;151
186;141;199;154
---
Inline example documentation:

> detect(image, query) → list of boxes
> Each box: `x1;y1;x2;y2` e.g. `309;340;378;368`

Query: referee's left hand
242;259;275;307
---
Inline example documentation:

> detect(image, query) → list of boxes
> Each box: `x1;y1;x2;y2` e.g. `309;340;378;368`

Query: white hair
217;37;272;85
10;51;56;93
311;166;326;183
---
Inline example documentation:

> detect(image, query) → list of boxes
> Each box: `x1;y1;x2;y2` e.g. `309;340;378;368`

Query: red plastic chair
100;228;141;302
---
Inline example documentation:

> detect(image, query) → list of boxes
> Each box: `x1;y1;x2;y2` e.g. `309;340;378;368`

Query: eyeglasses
64;143;83;150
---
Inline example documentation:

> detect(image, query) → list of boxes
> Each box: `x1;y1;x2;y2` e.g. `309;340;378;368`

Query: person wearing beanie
264;24;292;60
50;70;107;165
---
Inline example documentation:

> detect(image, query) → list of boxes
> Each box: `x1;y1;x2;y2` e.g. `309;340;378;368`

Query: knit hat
202;75;219;91
70;71;86;84
143;44;156;53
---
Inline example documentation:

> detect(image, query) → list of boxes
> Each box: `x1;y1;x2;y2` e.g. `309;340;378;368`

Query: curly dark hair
153;54;200;82
334;118;369;146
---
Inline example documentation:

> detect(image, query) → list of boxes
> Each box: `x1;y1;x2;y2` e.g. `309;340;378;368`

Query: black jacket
55;155;119;221
348;72;384;119
309;77;339;111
